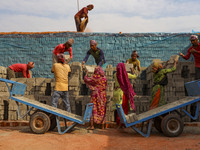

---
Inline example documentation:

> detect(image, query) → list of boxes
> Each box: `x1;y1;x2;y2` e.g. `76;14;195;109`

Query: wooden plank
137;96;199;120
12;96;83;121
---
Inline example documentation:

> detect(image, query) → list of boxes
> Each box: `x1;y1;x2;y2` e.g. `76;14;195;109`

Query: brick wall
0;32;198;78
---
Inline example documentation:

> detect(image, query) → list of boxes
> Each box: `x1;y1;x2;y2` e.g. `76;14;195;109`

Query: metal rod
77;0;79;11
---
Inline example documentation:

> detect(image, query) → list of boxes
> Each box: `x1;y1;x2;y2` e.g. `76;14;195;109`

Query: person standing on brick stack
82;40;106;68
52;39;74;65
179;34;200;121
74;4;94;32
51;54;71;112
7;62;34;79
126;50;141;73
179;35;200;80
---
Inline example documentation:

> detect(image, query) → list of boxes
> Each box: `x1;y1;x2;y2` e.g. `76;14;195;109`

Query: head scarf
57;54;65;63
116;63;135;110
152;62;163;73
90;40;97;46
94;66;105;77
66;39;74;45
190;35;198;41
87;4;94;9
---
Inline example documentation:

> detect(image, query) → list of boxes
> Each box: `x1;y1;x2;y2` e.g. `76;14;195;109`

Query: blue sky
0;0;200;33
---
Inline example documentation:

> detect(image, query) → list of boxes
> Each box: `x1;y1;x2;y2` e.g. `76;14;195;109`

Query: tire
29;112;50;134
161;114;184;137
49;115;57;131
154;117;163;133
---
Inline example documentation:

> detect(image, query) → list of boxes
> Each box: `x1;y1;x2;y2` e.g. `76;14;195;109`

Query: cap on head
66;39;74;46
90;40;97;46
27;62;34;69
190;35;198;41
57;54;65;63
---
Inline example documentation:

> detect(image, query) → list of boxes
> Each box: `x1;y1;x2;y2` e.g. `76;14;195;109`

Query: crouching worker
150;59;178;110
51;54;71;112
7;62;34;79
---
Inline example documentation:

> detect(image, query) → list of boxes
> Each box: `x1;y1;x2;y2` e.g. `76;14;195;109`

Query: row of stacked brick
0;61;197;122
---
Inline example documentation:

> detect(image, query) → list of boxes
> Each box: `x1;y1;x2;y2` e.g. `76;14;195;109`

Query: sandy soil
0;126;200;150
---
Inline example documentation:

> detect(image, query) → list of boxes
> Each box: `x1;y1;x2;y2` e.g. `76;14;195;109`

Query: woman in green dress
150;59;178;110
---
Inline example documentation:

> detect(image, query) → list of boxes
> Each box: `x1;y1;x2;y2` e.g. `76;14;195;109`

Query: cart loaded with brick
116;80;200;137
0;78;93;134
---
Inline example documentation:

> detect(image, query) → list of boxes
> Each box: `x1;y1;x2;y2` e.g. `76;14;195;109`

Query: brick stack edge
0;60;197;124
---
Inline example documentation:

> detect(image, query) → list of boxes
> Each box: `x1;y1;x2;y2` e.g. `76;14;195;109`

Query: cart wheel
154;117;162;133
49;115;57;131
161;114;184;137
30;112;50;134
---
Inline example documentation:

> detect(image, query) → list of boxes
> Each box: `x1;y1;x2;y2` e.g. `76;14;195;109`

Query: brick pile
0;61;198;123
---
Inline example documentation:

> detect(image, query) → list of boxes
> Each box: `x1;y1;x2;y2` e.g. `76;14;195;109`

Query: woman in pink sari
84;66;107;129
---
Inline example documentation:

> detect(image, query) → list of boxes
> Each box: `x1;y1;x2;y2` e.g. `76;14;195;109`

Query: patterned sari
150;66;176;110
84;66;107;124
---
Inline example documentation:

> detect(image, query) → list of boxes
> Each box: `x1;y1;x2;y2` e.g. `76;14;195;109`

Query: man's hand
85;68;88;76
82;61;85;67
179;52;184;57
130;67;135;75
190;48;196;54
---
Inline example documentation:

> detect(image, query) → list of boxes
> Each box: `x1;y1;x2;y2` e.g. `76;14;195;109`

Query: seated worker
150;59;178;110
52;39;74;65
74;4;94;32
7;62;34;79
126;50;141;73
82;40;106;67
51;54;71;112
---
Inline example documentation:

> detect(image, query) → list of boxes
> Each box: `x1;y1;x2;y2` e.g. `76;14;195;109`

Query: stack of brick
69;62;82;96
105;65;115;121
0;66;7;79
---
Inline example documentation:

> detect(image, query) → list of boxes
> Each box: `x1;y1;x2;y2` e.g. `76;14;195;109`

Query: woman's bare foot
101;124;105;129
87;126;95;130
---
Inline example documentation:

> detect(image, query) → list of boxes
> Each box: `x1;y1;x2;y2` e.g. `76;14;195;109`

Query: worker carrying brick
82;40;106;68
52;39;74;65
7;62;34;79
51;54;71;112
74;4;94;32
179;35;200;80
179;34;200;121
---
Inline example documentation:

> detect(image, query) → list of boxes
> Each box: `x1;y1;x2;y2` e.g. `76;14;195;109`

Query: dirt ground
0;125;200;150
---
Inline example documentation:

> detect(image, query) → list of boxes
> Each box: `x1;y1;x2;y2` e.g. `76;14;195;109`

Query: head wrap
66;39;74;45
27;62;34;69
94;66;105;77
57;54;65;63
190;35;198;41
116;63;135;111
152;62;163;73
90;40;97;46
87;4;94;9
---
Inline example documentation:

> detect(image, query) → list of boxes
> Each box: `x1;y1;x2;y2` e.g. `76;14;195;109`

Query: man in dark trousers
179;34;200;121
51;54;71;112
74;4;94;32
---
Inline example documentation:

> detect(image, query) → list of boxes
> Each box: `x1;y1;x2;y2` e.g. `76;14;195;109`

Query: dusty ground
0;125;200;150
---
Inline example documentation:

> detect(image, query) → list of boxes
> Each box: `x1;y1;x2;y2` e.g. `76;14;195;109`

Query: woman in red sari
84;66;107;129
